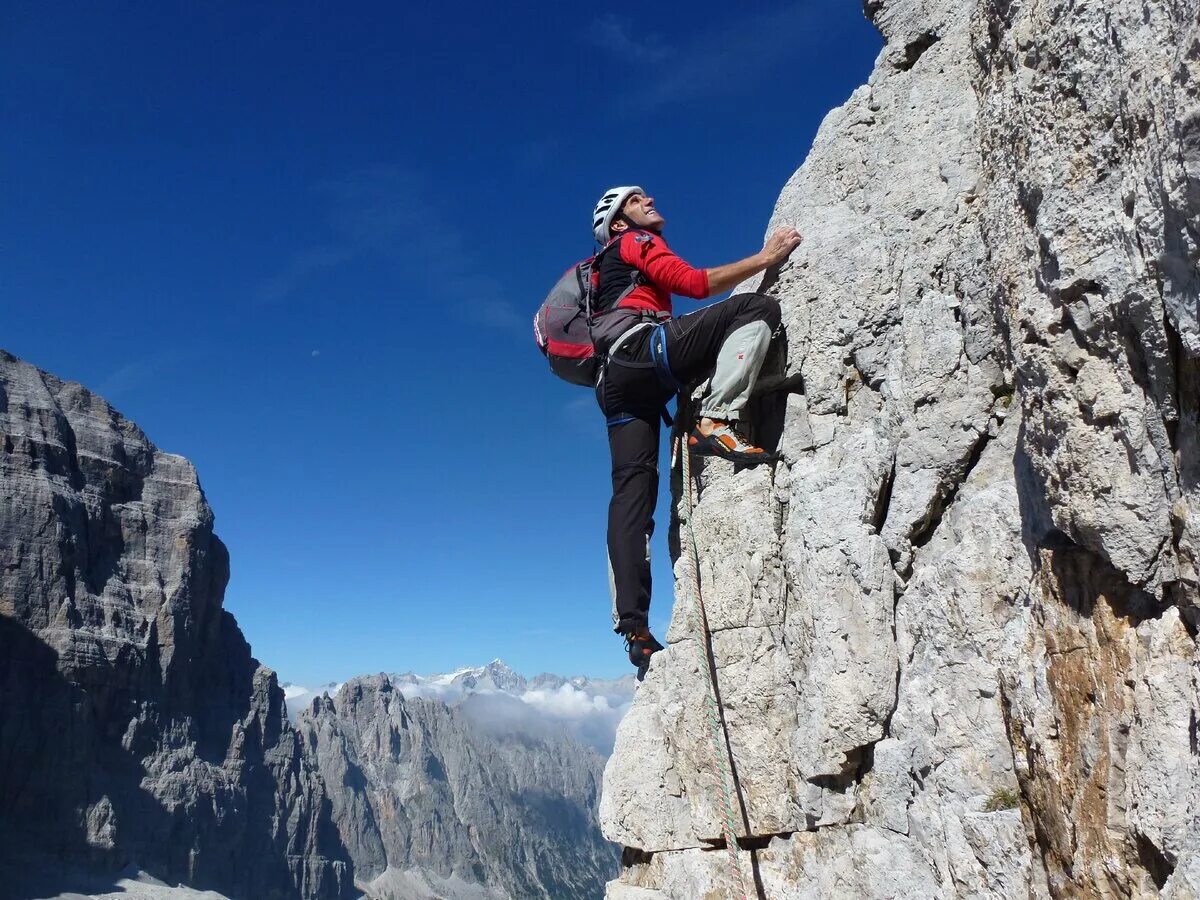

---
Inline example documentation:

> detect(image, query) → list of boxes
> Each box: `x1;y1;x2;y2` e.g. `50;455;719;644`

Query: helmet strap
614;214;661;232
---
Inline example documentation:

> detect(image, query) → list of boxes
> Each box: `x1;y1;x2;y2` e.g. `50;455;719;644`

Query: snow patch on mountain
283;660;635;752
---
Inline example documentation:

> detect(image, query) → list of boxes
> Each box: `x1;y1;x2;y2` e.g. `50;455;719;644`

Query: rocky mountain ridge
600;0;1200;897
285;660;633;714
296;673;619;900
286;660;635;753
0;350;353;900
283;661;631;898
0;352;621;900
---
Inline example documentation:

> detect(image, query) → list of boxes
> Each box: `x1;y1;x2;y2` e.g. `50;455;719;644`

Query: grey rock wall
296;675;620;900
601;0;1200;896
0;349;625;900
0;350;354;900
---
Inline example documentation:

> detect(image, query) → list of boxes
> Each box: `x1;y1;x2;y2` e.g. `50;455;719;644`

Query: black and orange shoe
623;625;665;681
688;420;776;465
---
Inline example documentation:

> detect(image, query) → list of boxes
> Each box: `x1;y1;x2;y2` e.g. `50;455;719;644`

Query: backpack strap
588;231;652;322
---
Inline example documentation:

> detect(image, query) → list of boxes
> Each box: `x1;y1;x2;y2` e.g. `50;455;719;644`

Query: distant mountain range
0;350;632;900
291;662;633;899
282;659;636;753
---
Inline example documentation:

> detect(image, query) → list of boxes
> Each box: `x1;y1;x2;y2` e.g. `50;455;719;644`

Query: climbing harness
675;405;750;900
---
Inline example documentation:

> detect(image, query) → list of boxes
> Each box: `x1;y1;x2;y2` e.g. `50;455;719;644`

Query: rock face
296;674;620;900
601;1;1200;897
0;350;624;900
0;350;354;899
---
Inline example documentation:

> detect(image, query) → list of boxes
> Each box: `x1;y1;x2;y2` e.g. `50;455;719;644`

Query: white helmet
592;185;644;244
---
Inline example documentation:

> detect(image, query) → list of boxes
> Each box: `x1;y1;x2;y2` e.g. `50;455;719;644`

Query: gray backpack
533;240;644;387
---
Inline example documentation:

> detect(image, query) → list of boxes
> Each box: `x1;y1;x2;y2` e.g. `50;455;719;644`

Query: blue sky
2;2;881;684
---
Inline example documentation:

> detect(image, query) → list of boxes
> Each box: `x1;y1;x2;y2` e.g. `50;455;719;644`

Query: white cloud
592;1;841;113
520;683;618;718
394;681;461;703
256;245;353;305
94;348;208;403
282;682;343;719
96;360;154;400
587;14;671;66
286;664;635;753
518;684;631;751
256;164;524;337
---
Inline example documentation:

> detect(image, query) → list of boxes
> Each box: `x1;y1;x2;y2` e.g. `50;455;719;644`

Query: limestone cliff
297;675;619;899
0;349;625;900
600;1;1200;897
0;350;354;899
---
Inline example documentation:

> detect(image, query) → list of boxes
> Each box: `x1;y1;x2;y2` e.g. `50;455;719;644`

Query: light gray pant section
698;320;773;421
609;536;651;629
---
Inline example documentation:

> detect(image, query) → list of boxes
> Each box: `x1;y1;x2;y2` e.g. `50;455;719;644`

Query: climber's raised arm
705;227;804;295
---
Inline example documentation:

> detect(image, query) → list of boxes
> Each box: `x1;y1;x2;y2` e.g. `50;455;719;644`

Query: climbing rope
676;422;750;900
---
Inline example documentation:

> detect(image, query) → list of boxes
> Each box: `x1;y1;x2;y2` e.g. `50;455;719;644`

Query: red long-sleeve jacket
595;230;711;317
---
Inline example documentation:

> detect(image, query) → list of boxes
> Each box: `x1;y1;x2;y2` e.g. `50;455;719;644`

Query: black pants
597;293;781;633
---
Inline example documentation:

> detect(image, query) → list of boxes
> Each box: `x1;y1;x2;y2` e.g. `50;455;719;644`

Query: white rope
677;429;749;900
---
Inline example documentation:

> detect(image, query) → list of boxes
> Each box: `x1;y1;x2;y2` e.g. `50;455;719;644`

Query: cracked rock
602;0;1200;896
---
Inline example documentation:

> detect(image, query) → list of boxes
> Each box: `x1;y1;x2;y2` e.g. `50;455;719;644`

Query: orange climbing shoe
623;625;664;681
688;420;776;464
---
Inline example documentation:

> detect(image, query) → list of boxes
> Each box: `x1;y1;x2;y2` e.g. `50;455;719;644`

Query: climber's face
614;192;665;233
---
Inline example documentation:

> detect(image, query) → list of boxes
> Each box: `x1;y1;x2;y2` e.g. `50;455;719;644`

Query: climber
590;185;802;677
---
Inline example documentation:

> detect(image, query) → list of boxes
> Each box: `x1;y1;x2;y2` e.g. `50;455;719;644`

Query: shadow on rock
0;614;176;899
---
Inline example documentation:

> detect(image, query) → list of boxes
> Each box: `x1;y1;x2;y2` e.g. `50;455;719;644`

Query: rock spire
601;1;1200;896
